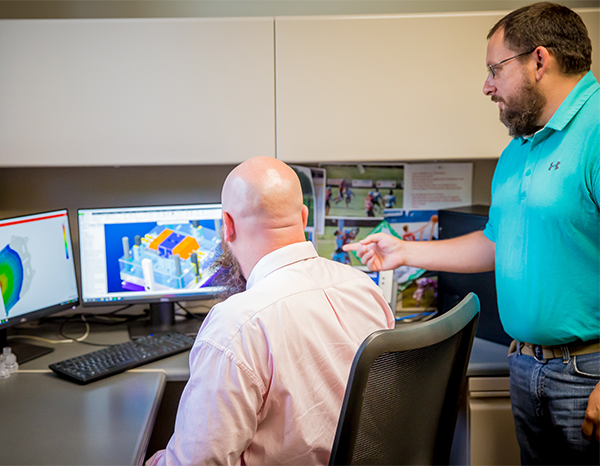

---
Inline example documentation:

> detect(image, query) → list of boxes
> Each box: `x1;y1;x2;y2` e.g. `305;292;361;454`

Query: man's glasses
487;47;538;79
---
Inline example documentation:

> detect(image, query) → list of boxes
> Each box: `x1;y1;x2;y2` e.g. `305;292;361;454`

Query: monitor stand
0;329;54;364
127;302;204;339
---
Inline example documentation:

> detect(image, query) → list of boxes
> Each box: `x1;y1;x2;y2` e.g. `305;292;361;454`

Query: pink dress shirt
147;241;395;466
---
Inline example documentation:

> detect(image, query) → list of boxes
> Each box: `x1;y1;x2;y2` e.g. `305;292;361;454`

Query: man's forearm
401;230;495;274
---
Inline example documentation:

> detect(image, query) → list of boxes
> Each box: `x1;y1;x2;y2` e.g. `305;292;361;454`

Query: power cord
176;302;209;321
8;306;147;347
8;314;91;345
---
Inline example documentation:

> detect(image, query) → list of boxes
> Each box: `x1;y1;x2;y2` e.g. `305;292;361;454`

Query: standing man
146;157;394;466
345;3;599;464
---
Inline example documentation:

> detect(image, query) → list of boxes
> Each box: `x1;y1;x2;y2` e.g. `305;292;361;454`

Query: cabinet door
275;10;599;163
469;396;520;464
0;18;275;166
468;377;520;465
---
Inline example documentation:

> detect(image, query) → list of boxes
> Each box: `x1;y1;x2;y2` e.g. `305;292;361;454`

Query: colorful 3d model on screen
119;221;221;292
0;245;24;316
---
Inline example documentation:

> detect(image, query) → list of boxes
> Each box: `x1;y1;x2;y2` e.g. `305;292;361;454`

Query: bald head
221;157;309;277
222;157;305;227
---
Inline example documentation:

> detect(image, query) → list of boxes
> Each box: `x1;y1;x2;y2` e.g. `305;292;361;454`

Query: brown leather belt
510;339;600;361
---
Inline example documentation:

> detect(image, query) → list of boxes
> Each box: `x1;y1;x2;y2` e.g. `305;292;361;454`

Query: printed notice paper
403;163;472;212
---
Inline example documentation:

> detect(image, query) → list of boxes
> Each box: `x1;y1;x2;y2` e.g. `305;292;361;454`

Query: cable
9;313;131;348
8;304;205;349
58;314;92;344
39;306;149;327
58;314;133;347
8;315;91;345
177;303;209;321
180;301;214;311
7;334;80;345
104;304;134;314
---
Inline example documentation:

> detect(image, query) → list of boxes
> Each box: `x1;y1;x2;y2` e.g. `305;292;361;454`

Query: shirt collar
245;241;319;290
519;71;599;145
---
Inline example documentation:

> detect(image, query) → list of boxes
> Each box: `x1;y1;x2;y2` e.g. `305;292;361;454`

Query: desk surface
15;322;510;380
15;323;192;381
0;371;165;465
5;319;509;466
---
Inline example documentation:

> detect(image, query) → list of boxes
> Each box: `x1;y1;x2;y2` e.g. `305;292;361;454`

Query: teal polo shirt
483;71;600;345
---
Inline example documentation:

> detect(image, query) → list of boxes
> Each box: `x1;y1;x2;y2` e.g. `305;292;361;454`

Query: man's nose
483;75;496;96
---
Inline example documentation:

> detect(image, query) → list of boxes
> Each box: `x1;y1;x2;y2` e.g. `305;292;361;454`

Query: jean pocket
573;352;600;378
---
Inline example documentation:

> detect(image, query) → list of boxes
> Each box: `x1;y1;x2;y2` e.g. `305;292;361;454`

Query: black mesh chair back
329;292;480;465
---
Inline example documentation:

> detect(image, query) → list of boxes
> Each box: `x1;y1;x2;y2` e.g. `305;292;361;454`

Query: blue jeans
508;349;600;465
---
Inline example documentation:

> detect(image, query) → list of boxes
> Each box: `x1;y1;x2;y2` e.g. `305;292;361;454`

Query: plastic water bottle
0;360;9;379
3;347;18;373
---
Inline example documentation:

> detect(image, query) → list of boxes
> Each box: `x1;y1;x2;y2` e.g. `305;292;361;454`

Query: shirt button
525;169;532;176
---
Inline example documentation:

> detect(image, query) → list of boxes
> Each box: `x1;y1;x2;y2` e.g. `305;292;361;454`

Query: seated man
146;157;394;466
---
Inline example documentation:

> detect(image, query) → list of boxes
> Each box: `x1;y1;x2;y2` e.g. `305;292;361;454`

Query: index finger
357;233;385;246
342;242;361;252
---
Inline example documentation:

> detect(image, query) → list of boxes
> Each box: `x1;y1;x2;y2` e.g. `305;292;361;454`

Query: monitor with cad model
0;209;80;363
78;204;225;336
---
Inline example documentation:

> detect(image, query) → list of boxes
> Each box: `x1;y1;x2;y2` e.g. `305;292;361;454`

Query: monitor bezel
0;208;80;331
77;203;225;309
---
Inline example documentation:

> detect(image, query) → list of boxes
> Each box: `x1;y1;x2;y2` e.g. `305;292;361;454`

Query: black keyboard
49;332;195;384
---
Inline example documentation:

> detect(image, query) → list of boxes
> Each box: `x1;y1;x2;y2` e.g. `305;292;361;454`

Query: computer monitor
0;209;80;363
78;204;225;337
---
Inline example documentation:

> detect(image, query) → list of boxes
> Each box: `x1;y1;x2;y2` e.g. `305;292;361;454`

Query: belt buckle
533;345;545;362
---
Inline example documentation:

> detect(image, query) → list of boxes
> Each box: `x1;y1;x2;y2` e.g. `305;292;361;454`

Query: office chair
329;292;480;465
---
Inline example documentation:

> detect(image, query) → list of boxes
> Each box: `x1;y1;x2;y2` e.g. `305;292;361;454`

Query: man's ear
222;211;236;243
533;45;551;81
301;205;309;230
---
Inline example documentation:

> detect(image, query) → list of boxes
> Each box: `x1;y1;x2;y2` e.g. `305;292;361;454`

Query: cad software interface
78;204;224;304
0;210;79;324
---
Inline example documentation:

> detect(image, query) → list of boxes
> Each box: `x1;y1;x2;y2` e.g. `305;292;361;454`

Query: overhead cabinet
275;11;599;163
0;10;597;166
0;18;276;166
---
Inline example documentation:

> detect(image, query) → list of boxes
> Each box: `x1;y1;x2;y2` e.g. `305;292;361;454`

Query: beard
210;241;247;300
494;75;547;138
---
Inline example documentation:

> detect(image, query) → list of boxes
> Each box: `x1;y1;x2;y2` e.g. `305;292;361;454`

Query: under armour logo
548;161;561;170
